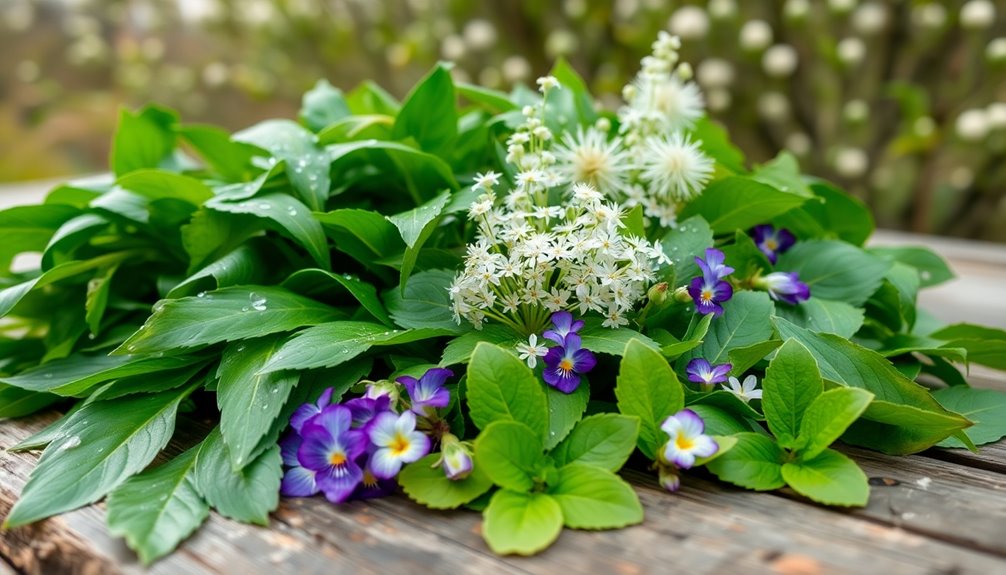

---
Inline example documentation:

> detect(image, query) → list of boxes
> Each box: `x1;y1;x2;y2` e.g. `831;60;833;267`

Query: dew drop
258;202;272;210
270;387;280;394
127;345;137;352
43;372;53;379
87;333;96;340
249;292;268;311
60;436;81;450
286;207;298;216
197;291;207;298
236;344;246;352
241;306;250;312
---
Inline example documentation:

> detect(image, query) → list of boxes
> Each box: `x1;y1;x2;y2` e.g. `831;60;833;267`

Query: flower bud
658;464;681;492
440;435;474;481
648;282;670;304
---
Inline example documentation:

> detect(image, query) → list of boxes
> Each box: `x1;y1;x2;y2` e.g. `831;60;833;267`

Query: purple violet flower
660;409;719;470
685;358;733;390
397;367;453;417
344;395;392;432
440;434;474;481
757;271;811;305
279;433;318;497
353;460;399;500
542;333;597;394
688;248;734;316
289;387;335;433
297;405;367;503
368;411;431;479
543;310;586;344
751;225;796;264
696;248;735;281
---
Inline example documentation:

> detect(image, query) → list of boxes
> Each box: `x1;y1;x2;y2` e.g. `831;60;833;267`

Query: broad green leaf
928;324;1006;370
392;64;457;155
548;463;643;529
868;263;919;332
181;208;261;273
167;244;265;299
387;190;451;290
687;404;751;436
234;120;331;211
345;80;400;115
688;117;745;173
660;215;713;284
551;413;640;472
660;313;714;359
869;245;954;288
316;208;405;269
473;420;546;491
176;124;258;181
0;384;60;419
615;339;684;460
398;453;493;509
679;176;807;234
300;79;351;132
933;387;1006;448
323;140;459;199
217;335;300;469
482;490;563;556
0;204;79;271
720;230;771;278
773;297;864;338
260;322;450;373
705;432;785;491
773;180;874;246
282;268;392;327
547;58;599;127
727;340;782;376
544;382;589;450
111;106;177;176
0;353;197;397
106;447;209;564
578;320;660;356
794;388;874;459
762;339;824;448
4;383;194;527
466;342;549;440
41;213;108;271
193;427;281;525
385;268;467;332
456;82;518;112
749;152;814;199
440;324;523;366
776;240;890;306
97;363;208;400
117;286;344;354
684;291;776;365
685;388;764;422
781;448;869;507
117;170;213;206
208;193;330;270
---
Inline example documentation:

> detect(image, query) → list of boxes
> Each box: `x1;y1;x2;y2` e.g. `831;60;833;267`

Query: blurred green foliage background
2;0;1005;240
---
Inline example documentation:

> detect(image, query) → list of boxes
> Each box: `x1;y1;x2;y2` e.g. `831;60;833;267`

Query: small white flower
473;171;502;191
739;20;773;52
639;132;715;201
956;109;991;142
553;128;631;197
960;0;996;30
722;375;763;402
516;334;549;368
762;44;798;78
536;75;560;93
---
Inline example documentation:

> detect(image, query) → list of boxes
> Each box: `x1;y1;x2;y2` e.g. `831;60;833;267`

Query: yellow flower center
559;358;575;373
675;435;695;451
389;433;411;456
329;451;347;466
765;238;778;251
362;469;378;488
701;289;714;303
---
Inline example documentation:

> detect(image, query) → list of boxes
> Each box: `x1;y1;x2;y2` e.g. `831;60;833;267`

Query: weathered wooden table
1;183;1005;574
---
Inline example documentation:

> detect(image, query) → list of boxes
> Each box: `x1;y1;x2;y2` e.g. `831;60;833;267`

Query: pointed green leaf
679;176;807;234
282;268;393;327
794;388;874;459
773;298;865;338
474;420;546;491
387;190;451;290
933;387;1006;448
398;453;493;510
386;269;468;333
208;193;329;270
706;432;785;491
117;170;213;206
615;339;684;460
392;64;457;155
776;240;891;306
0;353;198;397
111;106;176;176
233;119;330;211
544;382;589;450
549;463;643;530
684;291;776;365
762;339;824;448
466;342;548;440
300;79;351;132
482;490;563;556
193;427;281;525
551;413;640;472
782;448;869;507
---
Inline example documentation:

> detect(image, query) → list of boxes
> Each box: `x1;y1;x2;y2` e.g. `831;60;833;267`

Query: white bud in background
833;147;869;178
2;1;34;31
763;44;799;78
708;0;737;20
914;116;936;137
563;0;588;19
758;92;790;121
669;6;710;40
463;19;497;51
502;56;532;83
960;0;996;30
546;29;579;57
837;37;866;66
784;0;810;21
912;3;947;29
987;103;1006;130
740;20;773;52
949;167;974;189
843;99;869;123
677;62;694;81
785;132;812;156
956;109;990;141
828;0;858;15
202;62;229;87
478;67;502;89
707;88;732;112
441;35;466;61
614;0;640;20
697;58;735;88
852;2;887;35
987;38;1006;63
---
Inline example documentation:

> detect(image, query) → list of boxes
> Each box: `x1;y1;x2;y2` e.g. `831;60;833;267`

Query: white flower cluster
450;81;669;332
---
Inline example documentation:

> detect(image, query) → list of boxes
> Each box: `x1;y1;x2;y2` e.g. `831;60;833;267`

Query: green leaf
41;213;108;271
551;413;640;472
687;404;751;436
386;269;467;333
549;463;643;530
761;339;824;448
117;286;344;354
933;387;1006;447
749;152;814;199
260;322;450;373
688;117;745;173
193;427;281;525
233;120;331;211
398;453;493;509
781;448;869;507
544;382;589;450
776;240;891;306
111;106;176;177
282;268;392;327
794;388;874;459
117;170;213;206
474;420;546;491
440;324;523;366
0;353;198;397
578;320;661;356
84;265;117;335
773;297;864;338
679;176;807;234
466;342;549;440
387;190;451;290
0;384;60;419
4;384;194;527
217;335;299;469
176;124;258;181
774;180;874;246
393;64;457;155
300;79;351;132
167;244;265;299
547;58;599;127
456;82;518;112
346;80;400;115
928;324;1006;370
0;204;79;271
207;193;330;270
660;215;713;284
684;291;776;365
660;313;714;359
316;208;405;269
705;432;785;491
106;447;209;565
323;139;459;197
483;490;563;556
726;340;782;376
615;339;684;460
870;245;954;288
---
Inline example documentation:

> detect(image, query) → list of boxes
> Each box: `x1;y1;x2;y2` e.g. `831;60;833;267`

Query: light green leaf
684;291;776;365
0;204;80;271
544;382;589;450
551;413;640;472
117;286;344;355
117;170;213;206
167;244;265;299
761;339;824;448
870;245;954;288
727;340;782;376
615;339;684;460
773;180;874;246
549;463;643;530
107;447;209;565
387;190;451;290
41;213;108;271
84;265;117;335
659;215;713;285
398;453;493;509
300;79;351;132
466;342;549;440
782;448;869;507
233;119;330;211
0;353;198;397
193;427;281;525
4;383;194;527
687;405;751;436
386;269;467;333
217;335;300;469
773;298;864;339
750;151;814;198
176;124;258;181
934;387;1006;448
794;388;874;459
111;106;176;177
679;176;807;234
392;64;457;155
482;490;563;556
440;324;523;367
578;320;661;356
776;240;891;306
282;268;392;327
474;420;546;491
706;432;785;491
